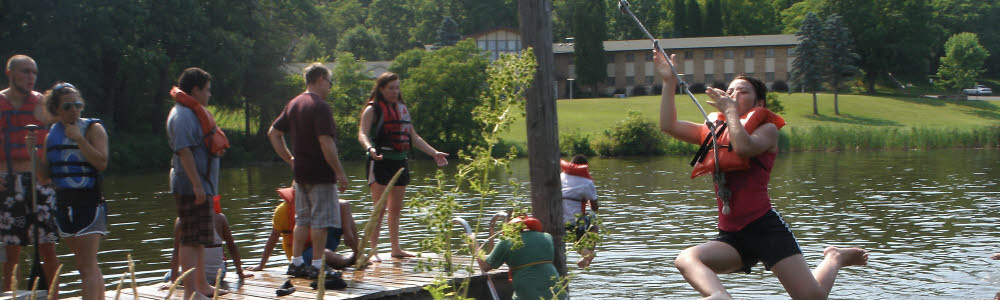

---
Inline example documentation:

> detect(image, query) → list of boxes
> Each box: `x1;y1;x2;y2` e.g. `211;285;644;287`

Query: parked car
962;84;992;95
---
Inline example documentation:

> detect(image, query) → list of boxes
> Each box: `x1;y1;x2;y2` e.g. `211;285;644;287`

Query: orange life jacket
369;100;411;152
0;91;47;161
690;107;785;179
171;87;229;157
560;159;593;180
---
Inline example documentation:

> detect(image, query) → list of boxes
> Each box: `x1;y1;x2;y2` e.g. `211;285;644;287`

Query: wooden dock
64;253;510;300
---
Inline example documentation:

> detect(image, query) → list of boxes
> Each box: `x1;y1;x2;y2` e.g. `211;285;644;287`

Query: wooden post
518;0;566;277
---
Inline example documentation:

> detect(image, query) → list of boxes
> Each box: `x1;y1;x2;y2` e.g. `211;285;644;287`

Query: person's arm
268;126;293;165
245;229;280;271
318;135;348;192
357;106;383;160
339;200;360;254
215;214;252;279
653;50;704;145
704;88;779;157
176;148;205;204
408;127;448;166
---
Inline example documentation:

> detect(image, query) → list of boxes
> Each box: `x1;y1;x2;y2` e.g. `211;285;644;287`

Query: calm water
30;149;1000;299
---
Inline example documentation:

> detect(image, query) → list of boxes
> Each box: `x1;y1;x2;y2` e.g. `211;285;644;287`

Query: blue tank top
46;118;101;190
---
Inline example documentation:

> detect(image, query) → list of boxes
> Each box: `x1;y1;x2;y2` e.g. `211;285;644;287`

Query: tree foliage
935;32;990;91
790;12;824;114
823;14;858;115
336;26;387;61
573;0;608;91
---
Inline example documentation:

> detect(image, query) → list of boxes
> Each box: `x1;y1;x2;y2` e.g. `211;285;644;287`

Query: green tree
672;0;687;37
722;0;782;35
434;16;461;48
791;12;825;115
779;0;825;34
682;0;702;36
607;0;669;40
293;33;329;62
935;32;990;92
328;52;373;158
336;26;386;61
401;39;490;154
368;0;418;58
389;48;427;80
704;0;724;36
930;0;1000;75
573;0;608;93
823;14;858;115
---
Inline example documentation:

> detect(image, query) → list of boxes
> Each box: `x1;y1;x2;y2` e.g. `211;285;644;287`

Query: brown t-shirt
271;92;337;184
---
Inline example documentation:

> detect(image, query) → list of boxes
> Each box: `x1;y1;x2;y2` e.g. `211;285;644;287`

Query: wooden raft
66;253;508;300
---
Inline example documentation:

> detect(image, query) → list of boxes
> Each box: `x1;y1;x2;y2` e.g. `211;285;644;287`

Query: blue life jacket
46;119;103;206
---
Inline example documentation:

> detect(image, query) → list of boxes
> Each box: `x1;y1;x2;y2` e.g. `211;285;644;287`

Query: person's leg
387;185;412;258
38;242;58;295
65;235;104;300
674;241;744;299
179;244;208;299
369;183;387;261
771;247;868;300
3;245;21;292
309;227;328;267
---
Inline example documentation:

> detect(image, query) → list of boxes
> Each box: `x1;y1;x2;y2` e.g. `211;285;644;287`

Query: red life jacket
0;91;48;161
560;159;593;180
171;87;229;157
690;107;785;179
370;100;411;152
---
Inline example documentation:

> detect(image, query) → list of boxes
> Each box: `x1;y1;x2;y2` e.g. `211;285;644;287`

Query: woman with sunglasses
39;82;108;300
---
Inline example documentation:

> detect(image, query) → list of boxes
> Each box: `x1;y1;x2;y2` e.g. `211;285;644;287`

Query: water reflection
36;150;1000;298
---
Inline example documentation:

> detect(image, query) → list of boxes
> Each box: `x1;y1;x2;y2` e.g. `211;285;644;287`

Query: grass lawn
500;93;1000;146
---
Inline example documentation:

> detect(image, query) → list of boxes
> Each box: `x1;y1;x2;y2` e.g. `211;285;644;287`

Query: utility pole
518;0;566;277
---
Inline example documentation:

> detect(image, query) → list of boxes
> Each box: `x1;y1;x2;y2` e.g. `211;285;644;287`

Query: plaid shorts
174;194;214;245
293;183;340;229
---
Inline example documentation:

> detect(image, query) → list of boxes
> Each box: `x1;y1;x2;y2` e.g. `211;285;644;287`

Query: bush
613;88;626;95
592;110;667;156
765;93;785;114
651;84;663;95
689;82;707;94
560;131;595;156
631;84;648;96
771;80;789;92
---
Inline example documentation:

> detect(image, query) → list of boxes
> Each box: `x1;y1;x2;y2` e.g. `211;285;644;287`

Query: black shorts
367;159;410;186
713;209;802;274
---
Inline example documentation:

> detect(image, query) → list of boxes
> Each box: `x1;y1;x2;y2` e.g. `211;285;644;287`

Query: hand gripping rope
617;0;732;214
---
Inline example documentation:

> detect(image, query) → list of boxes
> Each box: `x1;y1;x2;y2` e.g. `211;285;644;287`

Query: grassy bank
502;92;1000;154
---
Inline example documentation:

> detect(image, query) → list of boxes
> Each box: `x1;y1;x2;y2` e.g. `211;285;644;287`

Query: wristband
368;146;376;152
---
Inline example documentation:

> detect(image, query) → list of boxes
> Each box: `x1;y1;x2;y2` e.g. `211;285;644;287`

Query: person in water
560;154;599;268
654;51;868;299
357;72;448;261
476;216;565;300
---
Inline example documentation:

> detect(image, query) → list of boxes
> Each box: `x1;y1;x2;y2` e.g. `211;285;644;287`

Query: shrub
765;93;785;114
631;84;648;96
771;80;789;92
651;84;663;95
593;110;667;156
689;82;707;94
560;131;595;156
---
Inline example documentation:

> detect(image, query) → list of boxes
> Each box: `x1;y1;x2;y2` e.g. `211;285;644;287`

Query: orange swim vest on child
171;87;229;157
560;159;593;180
690;107;785;179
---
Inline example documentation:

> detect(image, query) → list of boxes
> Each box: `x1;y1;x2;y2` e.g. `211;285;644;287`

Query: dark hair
303;63;330;85
734;74;767;108
5;55;33;71
366;72;404;105
571;154;588;165
177;67;211;94
43;82;81;115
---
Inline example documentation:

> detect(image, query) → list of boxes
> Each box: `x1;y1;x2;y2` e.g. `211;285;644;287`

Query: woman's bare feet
198;286;229;297
391;250;416;258
824;247;868;267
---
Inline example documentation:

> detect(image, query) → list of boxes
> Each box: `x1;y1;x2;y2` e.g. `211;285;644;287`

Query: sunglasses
61;101;84;110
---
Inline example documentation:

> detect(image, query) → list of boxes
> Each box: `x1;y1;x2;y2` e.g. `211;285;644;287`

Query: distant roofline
553;34;799;54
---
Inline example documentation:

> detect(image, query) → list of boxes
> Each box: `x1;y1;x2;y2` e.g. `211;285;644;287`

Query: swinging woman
654;51;868;300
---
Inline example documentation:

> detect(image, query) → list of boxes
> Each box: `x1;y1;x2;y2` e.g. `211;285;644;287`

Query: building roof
282;61;393;78
553;34;799;54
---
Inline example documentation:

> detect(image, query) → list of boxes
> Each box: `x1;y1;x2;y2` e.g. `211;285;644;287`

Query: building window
683;74;694;83
646;76;655;84
724;50;734;59
626;76;635;85
766;72;775;81
724;73;734;83
646;52;655;61
787;48;795;56
705;73;715;83
704;50;714;59
607;53;616;62
607;77;616;86
745;49;754;58
477;40;487;49
625;53;635;62
684;51;694;59
766;48;775;57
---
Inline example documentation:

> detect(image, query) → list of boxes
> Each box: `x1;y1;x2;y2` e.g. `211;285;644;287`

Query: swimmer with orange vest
654;50;868;300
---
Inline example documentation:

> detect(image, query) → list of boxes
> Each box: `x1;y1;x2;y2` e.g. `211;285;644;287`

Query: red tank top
715;151;776;231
